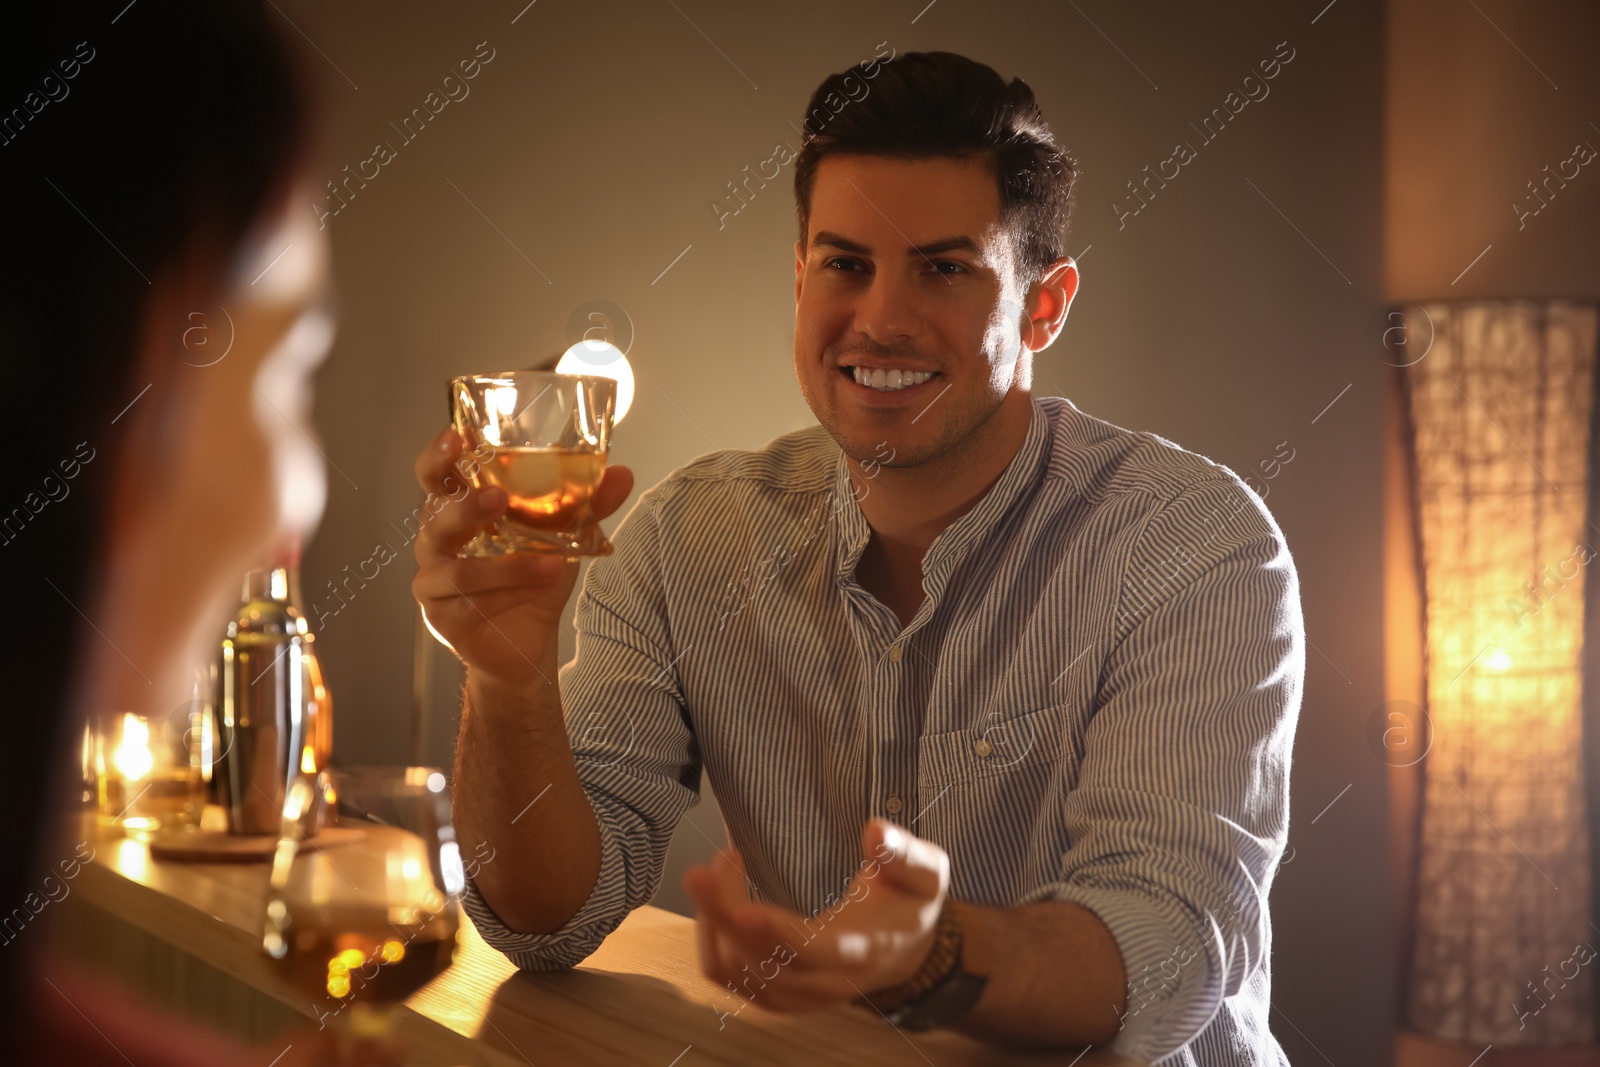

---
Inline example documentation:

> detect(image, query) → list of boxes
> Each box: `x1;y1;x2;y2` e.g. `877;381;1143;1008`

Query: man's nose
853;271;921;346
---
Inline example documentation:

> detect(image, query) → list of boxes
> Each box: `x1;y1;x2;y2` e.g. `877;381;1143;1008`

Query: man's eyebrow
909;235;981;257
812;231;983;258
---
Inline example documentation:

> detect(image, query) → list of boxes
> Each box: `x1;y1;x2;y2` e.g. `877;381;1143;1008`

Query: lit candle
95;710;203;841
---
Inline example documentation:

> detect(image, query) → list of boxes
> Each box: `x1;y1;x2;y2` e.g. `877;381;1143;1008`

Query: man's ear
1021;258;1079;353
794;240;806;305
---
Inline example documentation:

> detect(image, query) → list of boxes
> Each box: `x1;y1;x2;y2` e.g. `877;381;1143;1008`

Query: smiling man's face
794;153;1040;469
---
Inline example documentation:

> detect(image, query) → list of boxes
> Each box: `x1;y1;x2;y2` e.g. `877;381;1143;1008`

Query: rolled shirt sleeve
461;489;703;971
1017;477;1304;1063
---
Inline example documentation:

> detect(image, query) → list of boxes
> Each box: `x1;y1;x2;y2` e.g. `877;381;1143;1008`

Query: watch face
891;972;988;1032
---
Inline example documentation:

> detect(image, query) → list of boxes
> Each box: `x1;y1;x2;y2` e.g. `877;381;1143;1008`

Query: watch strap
851;898;990;1029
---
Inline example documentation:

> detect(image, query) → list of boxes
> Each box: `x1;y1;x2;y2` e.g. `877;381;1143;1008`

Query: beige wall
1385;0;1600;302
287;2;1392;1062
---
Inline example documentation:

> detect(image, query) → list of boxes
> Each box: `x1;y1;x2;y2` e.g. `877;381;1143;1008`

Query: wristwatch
851;897;991;1032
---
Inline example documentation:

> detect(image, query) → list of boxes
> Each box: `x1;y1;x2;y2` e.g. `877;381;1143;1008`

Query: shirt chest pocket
912;704;1080;902
915;702;1074;789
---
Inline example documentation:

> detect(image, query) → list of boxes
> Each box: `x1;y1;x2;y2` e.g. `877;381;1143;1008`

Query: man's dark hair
793;50;1076;284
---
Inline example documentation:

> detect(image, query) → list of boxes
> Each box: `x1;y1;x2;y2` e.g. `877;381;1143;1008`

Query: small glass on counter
93;707;204;841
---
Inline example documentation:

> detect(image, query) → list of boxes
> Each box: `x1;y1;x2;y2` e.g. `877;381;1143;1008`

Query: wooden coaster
148;825;365;863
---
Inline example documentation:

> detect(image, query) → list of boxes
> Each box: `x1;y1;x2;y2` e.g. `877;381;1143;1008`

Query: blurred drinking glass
262;767;463;1055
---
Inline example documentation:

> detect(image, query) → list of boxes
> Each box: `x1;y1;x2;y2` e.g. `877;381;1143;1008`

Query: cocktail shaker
215;565;309;835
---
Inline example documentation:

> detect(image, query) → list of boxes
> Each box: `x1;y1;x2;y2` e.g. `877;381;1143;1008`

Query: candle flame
112;713;152;782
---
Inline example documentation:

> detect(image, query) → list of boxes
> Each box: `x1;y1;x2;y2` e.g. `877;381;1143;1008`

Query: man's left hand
682;817;950;1012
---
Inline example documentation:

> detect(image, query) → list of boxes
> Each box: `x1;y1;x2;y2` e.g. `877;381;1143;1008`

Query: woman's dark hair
0;0;309;1033
792;50;1077;285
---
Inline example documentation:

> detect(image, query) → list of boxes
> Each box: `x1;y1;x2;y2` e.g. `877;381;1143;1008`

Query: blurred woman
1;1;350;1061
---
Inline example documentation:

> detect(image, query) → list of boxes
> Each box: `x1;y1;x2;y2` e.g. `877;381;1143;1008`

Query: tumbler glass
450;370;617;560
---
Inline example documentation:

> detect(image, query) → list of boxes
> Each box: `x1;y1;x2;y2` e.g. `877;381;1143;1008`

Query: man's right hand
410;427;635;692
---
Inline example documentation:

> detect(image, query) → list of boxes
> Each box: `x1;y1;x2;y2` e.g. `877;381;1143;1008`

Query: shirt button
888;644;903;663
974;738;994;758
885;796;903;814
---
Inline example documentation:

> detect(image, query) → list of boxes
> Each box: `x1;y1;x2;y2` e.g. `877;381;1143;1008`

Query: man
412;51;1302;1066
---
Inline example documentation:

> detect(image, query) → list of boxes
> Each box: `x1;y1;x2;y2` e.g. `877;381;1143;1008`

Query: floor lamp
1397;299;1599;1045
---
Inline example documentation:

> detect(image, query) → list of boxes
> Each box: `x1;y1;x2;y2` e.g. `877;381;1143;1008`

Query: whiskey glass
450;370;617;560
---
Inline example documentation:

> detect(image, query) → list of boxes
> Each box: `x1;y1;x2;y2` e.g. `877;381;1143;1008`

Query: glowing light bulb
557;340;635;423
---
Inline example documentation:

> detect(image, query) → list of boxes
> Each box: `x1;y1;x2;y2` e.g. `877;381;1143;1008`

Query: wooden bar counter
49;811;1145;1066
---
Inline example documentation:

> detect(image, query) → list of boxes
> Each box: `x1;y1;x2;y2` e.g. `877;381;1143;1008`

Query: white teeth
850;367;934;391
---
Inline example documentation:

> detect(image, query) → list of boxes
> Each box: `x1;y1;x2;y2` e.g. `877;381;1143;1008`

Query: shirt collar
832;396;1051;583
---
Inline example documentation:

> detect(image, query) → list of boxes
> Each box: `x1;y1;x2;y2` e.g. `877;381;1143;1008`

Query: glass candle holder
94;709;204;841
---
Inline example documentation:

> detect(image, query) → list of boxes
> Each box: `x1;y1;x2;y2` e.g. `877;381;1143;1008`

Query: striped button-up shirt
463;394;1304;1066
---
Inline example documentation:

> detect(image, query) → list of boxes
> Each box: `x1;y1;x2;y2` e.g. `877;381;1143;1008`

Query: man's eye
824;257;864;272
930;261;967;276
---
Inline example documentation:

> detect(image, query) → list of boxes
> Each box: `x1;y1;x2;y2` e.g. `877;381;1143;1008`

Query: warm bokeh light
556;340;634;423
112;713;152;782
114;837;148;882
